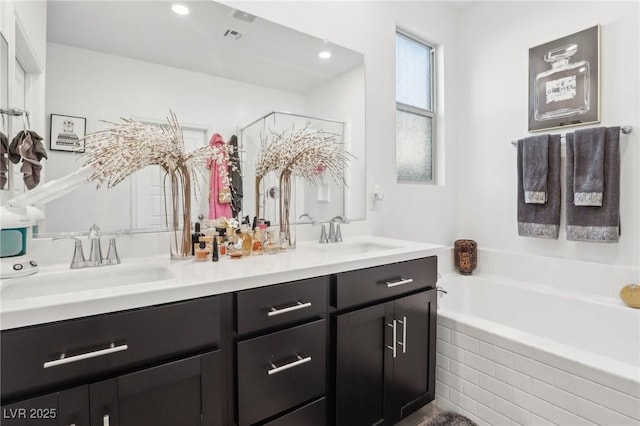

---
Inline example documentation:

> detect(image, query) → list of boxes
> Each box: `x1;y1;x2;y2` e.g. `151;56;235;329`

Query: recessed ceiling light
318;50;332;59
172;4;190;16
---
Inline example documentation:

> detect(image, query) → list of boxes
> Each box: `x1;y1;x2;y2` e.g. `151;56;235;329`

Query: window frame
395;29;437;183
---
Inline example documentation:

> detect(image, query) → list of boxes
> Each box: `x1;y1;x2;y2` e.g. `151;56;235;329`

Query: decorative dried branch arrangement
254;123;352;243
81;111;233;258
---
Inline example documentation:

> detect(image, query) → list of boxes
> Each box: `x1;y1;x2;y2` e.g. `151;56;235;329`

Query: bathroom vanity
0;237;441;425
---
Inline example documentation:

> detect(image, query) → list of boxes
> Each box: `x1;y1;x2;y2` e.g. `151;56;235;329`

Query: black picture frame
50;113;86;153
528;25;600;132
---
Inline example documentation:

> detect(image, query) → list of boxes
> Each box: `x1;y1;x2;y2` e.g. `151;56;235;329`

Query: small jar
194;241;209;262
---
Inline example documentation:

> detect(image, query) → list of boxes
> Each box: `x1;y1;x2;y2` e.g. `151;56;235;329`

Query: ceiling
46;1;364;94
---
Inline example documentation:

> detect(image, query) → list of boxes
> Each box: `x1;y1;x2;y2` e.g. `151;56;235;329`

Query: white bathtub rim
438;308;640;398
439;271;633;310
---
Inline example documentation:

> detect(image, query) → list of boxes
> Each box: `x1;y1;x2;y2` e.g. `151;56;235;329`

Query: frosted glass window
396;110;433;181
395;30;435;183
396;33;432;110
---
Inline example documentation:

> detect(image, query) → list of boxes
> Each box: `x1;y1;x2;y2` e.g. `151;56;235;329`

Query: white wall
230;1;462;246
305;64;366;221
457;1;640;267
44;42;305;233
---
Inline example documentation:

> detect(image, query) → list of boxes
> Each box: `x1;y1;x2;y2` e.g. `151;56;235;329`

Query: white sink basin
1;265;174;299
309;241;401;256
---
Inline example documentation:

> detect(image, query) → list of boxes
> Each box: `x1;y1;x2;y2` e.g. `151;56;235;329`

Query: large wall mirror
36;0;365;236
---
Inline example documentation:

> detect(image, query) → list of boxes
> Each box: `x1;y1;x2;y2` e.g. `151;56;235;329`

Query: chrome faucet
87;224;103;267
328;216;350;243
298;213;315;224
54;225;123;269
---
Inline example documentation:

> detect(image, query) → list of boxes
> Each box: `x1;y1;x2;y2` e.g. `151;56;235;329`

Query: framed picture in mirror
50;113;86;153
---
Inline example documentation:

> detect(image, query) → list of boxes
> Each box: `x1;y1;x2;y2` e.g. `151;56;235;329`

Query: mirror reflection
34;0;365;236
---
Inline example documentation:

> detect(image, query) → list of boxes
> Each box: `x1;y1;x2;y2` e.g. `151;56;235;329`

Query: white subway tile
495;364;533;393
577;367;640;399
478;372;513;401
449;388;479;415
464;324;494;343
494;396;532;426
492;334;535;358
436;353;450;370
450;330;480;354
437;366;463;392
513;353;554;384
437;340;465;363
478;403;512;426
465;351;496;376
531;379;576;413
438;315;464;332
530;413;557;426
480;341;515;368
575;396;640;426
436;380;450;400
450;359;479;384
436;395;457;412
555;369;640;420
464;381;494;408
437;325;451;343
518;390;595;426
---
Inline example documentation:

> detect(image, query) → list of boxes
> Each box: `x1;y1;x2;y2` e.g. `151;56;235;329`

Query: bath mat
420;411;478;426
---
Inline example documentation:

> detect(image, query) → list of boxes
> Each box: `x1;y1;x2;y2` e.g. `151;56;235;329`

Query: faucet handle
335;223;343;243
103;237;121;265
53;235;86;269
319;223;329;244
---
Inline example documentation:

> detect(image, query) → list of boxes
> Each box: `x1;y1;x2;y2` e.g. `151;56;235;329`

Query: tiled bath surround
435;249;640;426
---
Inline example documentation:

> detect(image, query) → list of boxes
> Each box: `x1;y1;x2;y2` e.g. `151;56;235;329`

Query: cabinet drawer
237;319;326;426
236;276;327;335
263;397;326;426
1;296;221;401
334;257;437;310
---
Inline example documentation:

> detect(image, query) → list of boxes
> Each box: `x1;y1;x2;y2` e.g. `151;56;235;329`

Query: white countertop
1;236;445;330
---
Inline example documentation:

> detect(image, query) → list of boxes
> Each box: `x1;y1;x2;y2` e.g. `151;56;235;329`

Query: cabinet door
392;289;437;420
335;303;394;426
1;385;89;426
90;350;223;426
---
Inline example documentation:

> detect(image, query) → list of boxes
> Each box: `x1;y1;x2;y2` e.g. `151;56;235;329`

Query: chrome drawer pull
386;321;397;358
103;414;110;426
267;301;312;317
268;355;312;375
43;343;128;369
397;316;407;354
385;278;414;288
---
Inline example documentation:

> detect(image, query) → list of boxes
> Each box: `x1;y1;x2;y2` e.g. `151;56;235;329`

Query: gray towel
517;135;561;238
573;127;605;206
522;134;549;204
566;127;620;242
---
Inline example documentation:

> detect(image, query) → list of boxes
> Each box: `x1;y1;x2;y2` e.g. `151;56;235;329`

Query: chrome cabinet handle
386;320;397;358
397;316;407;354
267;301;312;317
103;414;109;426
43;343;128;368
385;278;414;288
268;355;312;375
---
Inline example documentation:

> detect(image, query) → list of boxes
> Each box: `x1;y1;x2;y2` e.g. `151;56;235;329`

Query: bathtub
435;273;640;426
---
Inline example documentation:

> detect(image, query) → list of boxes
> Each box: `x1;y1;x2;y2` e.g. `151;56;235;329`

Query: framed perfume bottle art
528;25;600;132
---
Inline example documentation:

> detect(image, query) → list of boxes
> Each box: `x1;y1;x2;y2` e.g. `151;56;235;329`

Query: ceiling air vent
231;9;256;23
223;29;243;40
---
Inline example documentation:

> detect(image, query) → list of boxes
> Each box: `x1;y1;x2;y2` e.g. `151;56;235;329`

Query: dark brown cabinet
333;256;438;426
2;256;437;426
1;351;223;426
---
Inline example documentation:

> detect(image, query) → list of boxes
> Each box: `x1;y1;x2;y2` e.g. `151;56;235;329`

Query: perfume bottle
534;43;590;121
